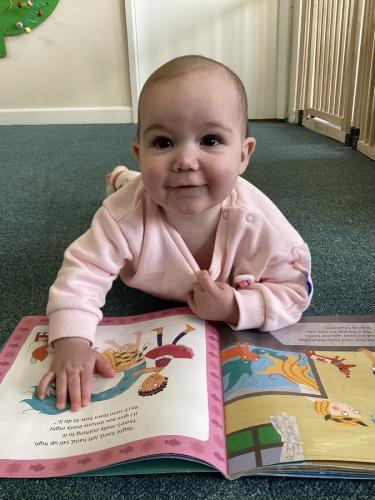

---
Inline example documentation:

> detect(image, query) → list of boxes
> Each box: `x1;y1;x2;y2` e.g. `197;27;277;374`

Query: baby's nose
172;147;199;172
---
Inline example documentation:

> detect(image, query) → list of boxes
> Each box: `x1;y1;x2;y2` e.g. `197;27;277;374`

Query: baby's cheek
142;170;161;189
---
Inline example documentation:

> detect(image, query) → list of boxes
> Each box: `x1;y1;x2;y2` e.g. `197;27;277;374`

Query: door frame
125;0;293;123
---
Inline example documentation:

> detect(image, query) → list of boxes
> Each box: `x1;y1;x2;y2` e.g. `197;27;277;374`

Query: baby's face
133;70;255;219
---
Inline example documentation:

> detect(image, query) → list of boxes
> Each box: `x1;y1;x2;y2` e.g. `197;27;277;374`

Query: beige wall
0;0;132;123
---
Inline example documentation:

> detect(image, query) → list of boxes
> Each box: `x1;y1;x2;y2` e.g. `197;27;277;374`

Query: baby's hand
37;337;115;412
187;270;239;324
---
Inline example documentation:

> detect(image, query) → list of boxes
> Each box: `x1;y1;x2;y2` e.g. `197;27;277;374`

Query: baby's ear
132;143;140;161
239;137;256;174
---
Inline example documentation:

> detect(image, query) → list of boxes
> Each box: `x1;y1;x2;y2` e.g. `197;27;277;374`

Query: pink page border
0;307;227;478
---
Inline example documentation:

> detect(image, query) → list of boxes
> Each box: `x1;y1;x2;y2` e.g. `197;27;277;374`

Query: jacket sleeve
230;242;313;332
46;206;133;345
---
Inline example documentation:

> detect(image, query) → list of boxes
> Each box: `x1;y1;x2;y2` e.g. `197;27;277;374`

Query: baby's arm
40;205;133;410
188;244;312;332
232;243;312;331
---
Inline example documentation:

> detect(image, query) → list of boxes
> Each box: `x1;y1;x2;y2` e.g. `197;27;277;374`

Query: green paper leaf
0;0;59;58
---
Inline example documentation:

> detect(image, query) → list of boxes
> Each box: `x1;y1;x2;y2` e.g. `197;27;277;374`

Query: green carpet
0;122;374;498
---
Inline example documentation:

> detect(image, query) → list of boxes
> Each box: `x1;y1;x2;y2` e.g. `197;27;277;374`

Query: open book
0;307;375;479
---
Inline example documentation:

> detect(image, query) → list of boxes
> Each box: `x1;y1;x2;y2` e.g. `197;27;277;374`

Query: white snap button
246;213;255;223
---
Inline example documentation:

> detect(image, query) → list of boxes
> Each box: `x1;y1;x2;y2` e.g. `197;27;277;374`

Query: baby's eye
201;135;220;147
152;136;173;148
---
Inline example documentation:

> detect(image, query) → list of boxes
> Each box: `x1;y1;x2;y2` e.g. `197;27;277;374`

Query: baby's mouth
169;184;205;189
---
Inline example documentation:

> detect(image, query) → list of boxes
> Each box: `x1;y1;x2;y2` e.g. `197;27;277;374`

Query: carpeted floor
0;122;374;498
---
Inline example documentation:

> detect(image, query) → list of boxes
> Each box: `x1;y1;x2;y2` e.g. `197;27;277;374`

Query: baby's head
136;55;249;139
133;55;256;218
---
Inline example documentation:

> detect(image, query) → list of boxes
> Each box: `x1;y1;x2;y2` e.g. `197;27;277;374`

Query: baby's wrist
222;294;239;325
53;337;91;347
223;308;239;325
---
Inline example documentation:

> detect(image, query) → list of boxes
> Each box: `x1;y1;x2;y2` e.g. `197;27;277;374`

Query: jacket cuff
47;309;99;346
229;289;266;331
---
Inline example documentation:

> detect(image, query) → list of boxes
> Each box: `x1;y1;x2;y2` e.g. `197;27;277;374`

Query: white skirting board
0;107;133;125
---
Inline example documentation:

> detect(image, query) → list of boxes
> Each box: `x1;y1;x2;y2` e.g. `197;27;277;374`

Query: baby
38;55;312;411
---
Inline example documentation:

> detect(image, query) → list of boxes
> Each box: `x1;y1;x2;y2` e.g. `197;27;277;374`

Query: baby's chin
162;197;226;218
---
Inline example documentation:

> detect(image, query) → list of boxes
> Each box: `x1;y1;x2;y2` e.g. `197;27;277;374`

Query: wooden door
125;0;292;122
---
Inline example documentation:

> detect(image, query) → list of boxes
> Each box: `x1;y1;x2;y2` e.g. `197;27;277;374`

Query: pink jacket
47;176;312;344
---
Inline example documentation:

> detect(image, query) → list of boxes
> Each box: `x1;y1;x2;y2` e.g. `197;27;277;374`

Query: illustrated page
219;316;375;478
0;308;226;477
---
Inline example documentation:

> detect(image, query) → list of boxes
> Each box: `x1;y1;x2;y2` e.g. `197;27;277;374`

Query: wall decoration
0;0;59;58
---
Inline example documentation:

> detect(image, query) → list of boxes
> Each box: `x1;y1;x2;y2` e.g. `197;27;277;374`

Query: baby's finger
96;353;116;378
55;372;68;410
37;371;55;400
191;282;204;296
67;371;81;412
197;270;216;293
187;291;197;312
80;370;93;408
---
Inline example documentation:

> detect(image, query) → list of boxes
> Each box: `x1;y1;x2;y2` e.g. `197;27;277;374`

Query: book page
0;308;226;477
219;316;375;478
